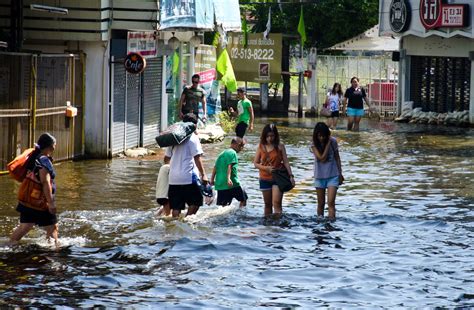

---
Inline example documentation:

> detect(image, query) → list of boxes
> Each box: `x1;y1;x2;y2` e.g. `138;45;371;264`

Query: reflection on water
0;118;473;307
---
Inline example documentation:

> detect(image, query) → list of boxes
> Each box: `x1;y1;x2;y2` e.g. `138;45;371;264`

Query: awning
328;24;399;51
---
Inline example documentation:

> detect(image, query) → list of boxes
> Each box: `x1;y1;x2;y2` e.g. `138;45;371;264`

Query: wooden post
261;83;268;113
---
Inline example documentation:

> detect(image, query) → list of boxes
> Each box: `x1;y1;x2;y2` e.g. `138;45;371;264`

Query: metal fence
316;55;398;117
0;52;85;172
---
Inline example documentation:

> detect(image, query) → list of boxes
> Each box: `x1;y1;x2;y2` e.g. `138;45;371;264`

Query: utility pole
297;36;303;118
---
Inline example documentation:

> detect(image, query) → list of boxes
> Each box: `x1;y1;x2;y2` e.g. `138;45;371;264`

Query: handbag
330;142;344;185
320;105;332;117
18;170;49;211
272;168;294;192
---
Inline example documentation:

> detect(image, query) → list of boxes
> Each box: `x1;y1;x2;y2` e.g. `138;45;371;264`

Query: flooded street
1;117;473;307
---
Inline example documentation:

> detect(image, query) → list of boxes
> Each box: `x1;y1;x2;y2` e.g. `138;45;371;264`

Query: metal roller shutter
142;57;162;146
126;72;141;149
112;63;126;154
410;56;471;113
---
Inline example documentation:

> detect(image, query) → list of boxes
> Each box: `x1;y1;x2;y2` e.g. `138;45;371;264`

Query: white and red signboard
440;5;467;27
420;0;469;29
127;31;157;58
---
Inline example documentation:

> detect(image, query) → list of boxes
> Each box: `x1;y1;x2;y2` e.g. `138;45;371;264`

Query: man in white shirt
164;113;208;217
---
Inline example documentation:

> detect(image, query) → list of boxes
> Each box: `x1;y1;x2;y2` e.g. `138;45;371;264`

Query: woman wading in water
254;124;294;218
311;123;344;221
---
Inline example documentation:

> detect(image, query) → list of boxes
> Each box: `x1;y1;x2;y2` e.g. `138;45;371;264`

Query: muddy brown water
0;117;473;307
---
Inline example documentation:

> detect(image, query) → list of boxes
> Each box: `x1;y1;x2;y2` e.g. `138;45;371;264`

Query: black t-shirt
344;87;366;109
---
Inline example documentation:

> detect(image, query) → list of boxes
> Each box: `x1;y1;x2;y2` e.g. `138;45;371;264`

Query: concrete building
379;0;474;123
0;0;167;157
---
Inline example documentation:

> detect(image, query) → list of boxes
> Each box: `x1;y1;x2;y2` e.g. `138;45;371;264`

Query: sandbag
155;122;196;147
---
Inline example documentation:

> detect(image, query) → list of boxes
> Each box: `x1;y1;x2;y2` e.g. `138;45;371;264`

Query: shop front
379;0;474;124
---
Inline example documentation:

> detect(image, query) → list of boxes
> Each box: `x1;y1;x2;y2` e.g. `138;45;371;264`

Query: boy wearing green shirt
229;87;254;138
210;137;248;207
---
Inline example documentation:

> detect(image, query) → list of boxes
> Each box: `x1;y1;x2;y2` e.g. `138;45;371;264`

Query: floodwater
0;117;473;308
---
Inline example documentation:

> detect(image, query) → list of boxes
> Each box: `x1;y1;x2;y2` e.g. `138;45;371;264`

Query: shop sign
226;33;282;83
124;52;146;74
127;31;157;58
420;0;469;29
390;0;411;33
439;5;468;27
420;0;442;29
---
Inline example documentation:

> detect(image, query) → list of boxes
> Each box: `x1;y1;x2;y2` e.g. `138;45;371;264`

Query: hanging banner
194;45;220;116
213;0;242;32
127;31;157;58
226;33;282;83
159;0;214;30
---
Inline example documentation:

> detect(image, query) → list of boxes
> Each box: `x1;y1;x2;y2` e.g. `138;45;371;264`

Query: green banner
226;33;282;83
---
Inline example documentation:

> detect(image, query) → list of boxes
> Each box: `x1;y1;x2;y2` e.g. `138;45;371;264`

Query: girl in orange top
253;124;294;217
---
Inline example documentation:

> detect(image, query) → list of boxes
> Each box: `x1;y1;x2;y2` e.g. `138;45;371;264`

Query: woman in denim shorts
343;76;370;131
311;123;344;221
253;124;294;218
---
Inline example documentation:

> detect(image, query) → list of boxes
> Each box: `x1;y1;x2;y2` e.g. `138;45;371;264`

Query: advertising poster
194;45;220;117
159;0;213;30
226;33;282;83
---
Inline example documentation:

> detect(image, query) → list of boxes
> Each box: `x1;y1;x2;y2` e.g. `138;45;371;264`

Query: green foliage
241;0;379;50
217;111;236;134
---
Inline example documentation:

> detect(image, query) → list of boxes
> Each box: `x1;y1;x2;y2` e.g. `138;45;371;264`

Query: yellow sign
226;33;282;83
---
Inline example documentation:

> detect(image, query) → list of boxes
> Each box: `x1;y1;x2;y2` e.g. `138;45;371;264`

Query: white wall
404;35;474;58
80;41;110;158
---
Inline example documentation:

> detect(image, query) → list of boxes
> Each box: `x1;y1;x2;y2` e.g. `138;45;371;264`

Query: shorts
16;203;57;227
216;186;248;206
235;122;248;138
314;176;339;189
259;179;277;191
346;107;365;117
156;198;169;206
168;184;203;210
331;111;340;118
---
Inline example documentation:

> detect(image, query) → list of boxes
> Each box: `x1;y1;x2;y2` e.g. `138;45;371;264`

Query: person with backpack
311;123;344;221
164;113;209;218
10;133;59;245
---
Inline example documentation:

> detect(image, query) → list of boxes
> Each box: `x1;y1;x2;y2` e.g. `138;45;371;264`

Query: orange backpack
7;148;36;182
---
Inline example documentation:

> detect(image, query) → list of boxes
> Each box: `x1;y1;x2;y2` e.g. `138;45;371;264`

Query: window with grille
410;56;471;113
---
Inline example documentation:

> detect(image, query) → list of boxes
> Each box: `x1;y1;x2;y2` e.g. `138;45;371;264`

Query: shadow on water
0;117;473;307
